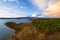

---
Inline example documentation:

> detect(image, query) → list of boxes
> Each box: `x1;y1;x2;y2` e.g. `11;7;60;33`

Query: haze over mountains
0;13;43;18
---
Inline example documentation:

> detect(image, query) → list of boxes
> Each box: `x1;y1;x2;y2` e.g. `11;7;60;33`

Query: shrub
32;18;60;35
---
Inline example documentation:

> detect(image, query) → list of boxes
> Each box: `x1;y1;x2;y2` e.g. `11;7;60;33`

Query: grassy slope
32;18;60;34
31;18;60;40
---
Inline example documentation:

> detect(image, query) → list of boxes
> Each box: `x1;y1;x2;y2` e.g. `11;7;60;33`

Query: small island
5;18;60;40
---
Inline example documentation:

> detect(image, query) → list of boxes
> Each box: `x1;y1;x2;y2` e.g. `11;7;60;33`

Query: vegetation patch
5;18;60;40
32;18;60;34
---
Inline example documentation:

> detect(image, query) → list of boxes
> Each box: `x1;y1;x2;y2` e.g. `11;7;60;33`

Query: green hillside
32;18;60;34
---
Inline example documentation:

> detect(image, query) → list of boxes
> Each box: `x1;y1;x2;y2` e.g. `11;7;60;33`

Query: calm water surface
0;19;30;40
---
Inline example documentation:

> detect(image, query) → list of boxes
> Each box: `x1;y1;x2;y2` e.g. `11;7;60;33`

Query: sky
0;0;60;18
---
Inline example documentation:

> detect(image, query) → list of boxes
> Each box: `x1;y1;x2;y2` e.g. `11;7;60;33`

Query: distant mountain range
0;17;59;19
0;17;46;19
0;17;36;19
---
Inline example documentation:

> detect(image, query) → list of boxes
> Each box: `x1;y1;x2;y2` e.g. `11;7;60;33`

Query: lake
0;19;30;40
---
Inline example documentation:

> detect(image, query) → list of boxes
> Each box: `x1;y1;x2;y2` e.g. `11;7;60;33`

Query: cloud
44;1;60;17
20;6;26;9
31;0;60;9
32;13;37;17
3;0;14;2
32;11;44;17
31;0;60;17
3;0;19;4
30;0;49;17
31;0;48;10
8;0;15;1
3;0;7;2
0;7;27;18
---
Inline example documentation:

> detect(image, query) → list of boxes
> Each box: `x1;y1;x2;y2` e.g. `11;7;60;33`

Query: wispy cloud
44;1;60;17
20;6;26;9
3;0;20;4
3;0;7;2
0;7;27;18
31;0;60;17
3;0;14;2
30;0;49;17
31;0;48;10
31;11;44;17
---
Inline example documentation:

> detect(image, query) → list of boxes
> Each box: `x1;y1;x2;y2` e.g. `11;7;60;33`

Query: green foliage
5;22;23;31
32;18;60;35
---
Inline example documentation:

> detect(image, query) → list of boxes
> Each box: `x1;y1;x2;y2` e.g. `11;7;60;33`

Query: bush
32;18;60;35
